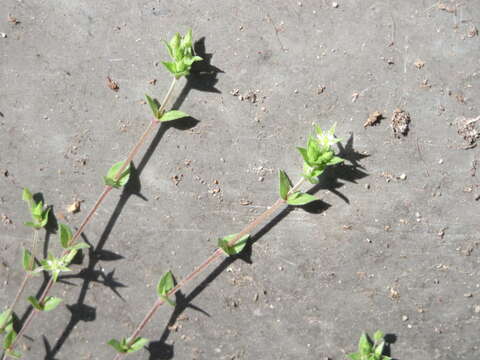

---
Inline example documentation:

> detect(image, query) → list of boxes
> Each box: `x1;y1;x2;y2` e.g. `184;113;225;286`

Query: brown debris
364;111;382;128
7;15;19;25
437;3;456;13
171;174;183;186
148;79;157;85
467;25;478;38
456;116;480;148
106;76;119;92
67;200;82;214
391;108;411;137
414;59;425;69
1;214;12;225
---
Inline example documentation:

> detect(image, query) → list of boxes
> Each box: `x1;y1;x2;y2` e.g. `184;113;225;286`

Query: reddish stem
113;197;289;359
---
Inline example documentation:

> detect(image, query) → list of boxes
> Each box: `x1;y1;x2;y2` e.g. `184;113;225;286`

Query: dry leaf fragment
414;59;425;69
7;15;19;24
364;111;382;128
467;25;478;38
106;76;119;92
67;200;82;214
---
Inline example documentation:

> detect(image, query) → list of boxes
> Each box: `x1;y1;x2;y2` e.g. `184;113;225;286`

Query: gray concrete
1;1;479;359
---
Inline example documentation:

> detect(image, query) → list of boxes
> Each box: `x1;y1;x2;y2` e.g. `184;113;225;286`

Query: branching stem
112;177;307;360
2;77;179;360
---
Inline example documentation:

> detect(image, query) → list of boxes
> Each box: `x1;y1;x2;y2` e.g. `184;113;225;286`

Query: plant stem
112;177;307;359
2;77;179;359
0;229;39;332
113;77;178;180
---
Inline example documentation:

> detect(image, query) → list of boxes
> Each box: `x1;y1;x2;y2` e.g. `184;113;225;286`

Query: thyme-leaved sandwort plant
0;29;202;359
108;124;344;358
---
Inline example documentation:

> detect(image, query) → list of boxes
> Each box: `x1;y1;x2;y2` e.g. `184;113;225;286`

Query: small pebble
399;173;407;180
365;183;370;189
474;305;480;313
332;2;339;8
0;33;7;38
402;315;409;321
438;159;444;164
464;293;473;298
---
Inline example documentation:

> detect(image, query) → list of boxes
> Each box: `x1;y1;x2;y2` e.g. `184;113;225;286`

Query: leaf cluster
108;337;149;354
22;188;50;229
297;124;344;184
348;331;391;360
278;170;319;205
162;29;202;79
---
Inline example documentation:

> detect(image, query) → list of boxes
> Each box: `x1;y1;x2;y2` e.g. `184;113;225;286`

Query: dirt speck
106;76;119;92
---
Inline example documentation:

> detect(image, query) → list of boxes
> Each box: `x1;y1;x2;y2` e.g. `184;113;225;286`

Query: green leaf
359;333;372;356
104;161;131;189
183;55;203;66
108;338;127;353
373;330;384;343
0;310;13;334
63;249;78;265
68;242;89;251
39;207;50;228
181;29;192;49
27;296;43;311
286;192;318;206
307;136;320;163
297;147;310;165
169;33;181;52
162;40;174;58
161;61;177;76
5;349;21;359
128;337;149;352
160;110;189;122
278;170;292;200
22;248;34;272
347;353;361;360
145;94;160;119
22;188;33;207
59;223;73;249
31;201;43;223
327;156;344;166
43;296;62;312
374;341;385;358
103;177;117;187
218;233;250;256
157;271;175;297
3;329;16;350
160;295;176;307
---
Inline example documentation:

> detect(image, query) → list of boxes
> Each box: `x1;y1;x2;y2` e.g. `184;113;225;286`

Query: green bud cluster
22;188;50;229
162;30;202;79
297;123;344;184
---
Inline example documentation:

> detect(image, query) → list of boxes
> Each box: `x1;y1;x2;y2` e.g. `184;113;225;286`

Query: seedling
1;29;201;359
109;124;344;359
348;331;391;360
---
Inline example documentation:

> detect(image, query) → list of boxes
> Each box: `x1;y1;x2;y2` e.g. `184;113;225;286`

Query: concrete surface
1;1;480;359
